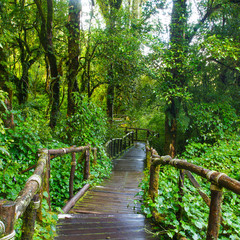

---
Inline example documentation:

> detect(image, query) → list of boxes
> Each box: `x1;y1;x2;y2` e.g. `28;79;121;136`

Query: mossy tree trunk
97;0;123;122
67;0;81;117
34;0;60;129
164;0;187;157
0;48;15;129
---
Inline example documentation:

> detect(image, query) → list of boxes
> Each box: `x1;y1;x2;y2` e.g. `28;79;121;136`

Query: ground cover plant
140;133;240;239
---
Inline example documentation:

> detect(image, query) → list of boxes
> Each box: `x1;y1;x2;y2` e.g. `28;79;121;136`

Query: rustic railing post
69;152;76;199
206;184;223;240
117;139;119;155
36;149;48;222
112;140;115;157
120;138;122;153
46;150;51;210
135;129;138;141
113;140;116;157
0;200;16;239
149;161;160;202
117;139;120;155
176;169;185;239
84;147;90;180
146;143;151;169
132;132;134;144
21;194;40;240
116;139;118;155
117;138;120;155
109;140;113;158
111;142;113;157
120;139;123;153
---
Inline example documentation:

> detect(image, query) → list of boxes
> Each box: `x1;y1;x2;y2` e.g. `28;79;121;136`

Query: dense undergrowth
0;95;113;239
140;130;240;239
136;100;240;239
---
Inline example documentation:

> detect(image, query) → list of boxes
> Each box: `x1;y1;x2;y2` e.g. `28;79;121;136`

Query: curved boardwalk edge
55;143;158;240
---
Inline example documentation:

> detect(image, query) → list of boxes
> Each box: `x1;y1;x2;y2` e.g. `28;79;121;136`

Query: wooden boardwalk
55;143;156;240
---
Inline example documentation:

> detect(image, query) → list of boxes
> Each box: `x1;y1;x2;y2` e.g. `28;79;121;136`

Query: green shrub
55;94;107;146
0;95;113;239
141;134;240;239
187;102;238;143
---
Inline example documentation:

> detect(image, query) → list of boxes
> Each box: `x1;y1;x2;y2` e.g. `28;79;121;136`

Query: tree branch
186;4;222;44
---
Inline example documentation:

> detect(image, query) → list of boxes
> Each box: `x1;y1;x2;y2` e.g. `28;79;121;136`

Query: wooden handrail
105;132;134;158
15;149;48;221
0;145;96;240
123;127;160;142
147;149;240;240
48;145;89;155
124;127;156;132
151;155;240;194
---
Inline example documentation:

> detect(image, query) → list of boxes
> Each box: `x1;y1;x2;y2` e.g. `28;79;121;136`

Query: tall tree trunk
132;0;139;19
105;3;119;122
48;53;60;129
164;99;178;158
18;61;37;105
34;0;60;129
67;0;81;116
16;34;41;105
97;0;123;122
47;0;60;129
164;0;187;157
18;62;29;105
17;37;29;105
0;48;14;129
107;65;114;122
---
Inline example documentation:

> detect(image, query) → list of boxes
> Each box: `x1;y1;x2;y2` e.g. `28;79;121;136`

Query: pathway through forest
55;142;157;240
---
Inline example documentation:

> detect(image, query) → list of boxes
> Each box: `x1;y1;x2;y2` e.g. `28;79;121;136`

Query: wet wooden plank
56;143;157;240
58;213;146;220
55;232;155;240
55;214;157;240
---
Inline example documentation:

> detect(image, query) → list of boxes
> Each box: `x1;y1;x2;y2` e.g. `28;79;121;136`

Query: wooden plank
57;226;148;234
56;214;157;240
58;221;146;229
55;143;157;240
58;213;146;220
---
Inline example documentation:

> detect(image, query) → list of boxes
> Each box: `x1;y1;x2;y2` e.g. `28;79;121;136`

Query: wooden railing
0;145;97;240
124;127;160;142
105;131;134;158
146;146;240;240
